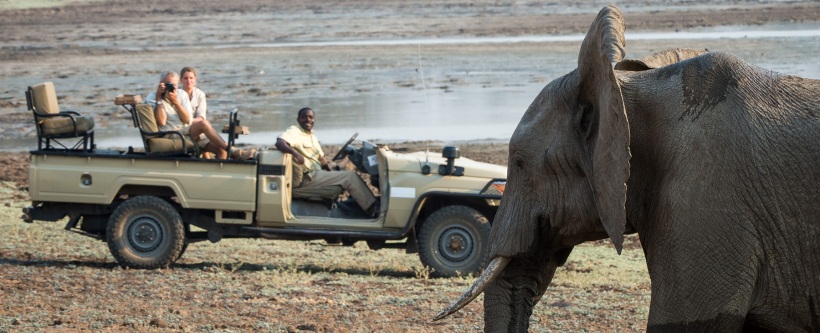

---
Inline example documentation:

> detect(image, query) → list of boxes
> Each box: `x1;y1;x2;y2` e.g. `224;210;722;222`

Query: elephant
434;5;820;332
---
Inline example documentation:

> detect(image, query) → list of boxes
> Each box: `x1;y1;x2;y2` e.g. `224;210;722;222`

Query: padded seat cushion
136;103;159;133
40;116;95;135
31;81;95;136
147;136;196;153
135;103;196;155
30;82;60;115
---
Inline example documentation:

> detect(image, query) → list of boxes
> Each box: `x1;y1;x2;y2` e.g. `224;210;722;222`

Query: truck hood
384;150;507;180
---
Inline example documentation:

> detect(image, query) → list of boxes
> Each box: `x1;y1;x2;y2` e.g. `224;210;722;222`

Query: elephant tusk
431;256;510;322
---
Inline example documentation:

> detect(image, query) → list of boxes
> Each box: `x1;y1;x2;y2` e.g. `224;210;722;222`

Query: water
207;27;820;50
200;26;820;146
7;24;819;150
244;84;540;147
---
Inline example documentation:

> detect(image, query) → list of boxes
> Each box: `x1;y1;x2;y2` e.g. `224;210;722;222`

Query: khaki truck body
24;141;507;277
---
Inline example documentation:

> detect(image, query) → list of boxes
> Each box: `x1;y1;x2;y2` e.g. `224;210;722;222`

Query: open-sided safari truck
22;91;507;277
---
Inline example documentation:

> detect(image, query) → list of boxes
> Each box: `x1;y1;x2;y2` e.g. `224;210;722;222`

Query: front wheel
106;196;185;269
418;205;491;277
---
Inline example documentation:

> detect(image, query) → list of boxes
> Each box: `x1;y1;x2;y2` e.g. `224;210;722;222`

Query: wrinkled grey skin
437;5;820;332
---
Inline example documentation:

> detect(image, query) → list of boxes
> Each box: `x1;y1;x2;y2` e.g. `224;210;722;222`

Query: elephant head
434;3;820;331
434;5;632;329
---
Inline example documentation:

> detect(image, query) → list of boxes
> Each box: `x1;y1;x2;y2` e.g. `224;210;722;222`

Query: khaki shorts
180;125;211;149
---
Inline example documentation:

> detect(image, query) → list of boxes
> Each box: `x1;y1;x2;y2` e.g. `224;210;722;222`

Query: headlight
481;180;506;196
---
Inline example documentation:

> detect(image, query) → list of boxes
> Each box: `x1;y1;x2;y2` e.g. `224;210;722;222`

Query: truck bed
29;150;258;211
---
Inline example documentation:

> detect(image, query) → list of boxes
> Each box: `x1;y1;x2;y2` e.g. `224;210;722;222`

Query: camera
164;82;176;93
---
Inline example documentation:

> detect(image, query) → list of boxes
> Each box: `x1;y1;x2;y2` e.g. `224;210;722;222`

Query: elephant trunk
433;250;568;332
484;274;539;332
484;252;568;332
432;256;510;321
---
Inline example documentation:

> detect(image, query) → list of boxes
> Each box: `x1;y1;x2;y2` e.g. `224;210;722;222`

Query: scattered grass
414;265;432;285
0;210;651;332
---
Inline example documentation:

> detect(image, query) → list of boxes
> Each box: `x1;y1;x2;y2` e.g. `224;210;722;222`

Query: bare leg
191;118;212;158
203;142;227;159
188;119;228;157
189;119;254;160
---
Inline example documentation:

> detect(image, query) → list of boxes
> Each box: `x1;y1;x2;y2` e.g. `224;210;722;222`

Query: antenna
421;146;431;175
417;44;429;104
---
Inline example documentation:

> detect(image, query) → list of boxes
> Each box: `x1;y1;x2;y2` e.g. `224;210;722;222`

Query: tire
176;223;191;261
418;205;491;278
176;242;189;261
106;196;185;269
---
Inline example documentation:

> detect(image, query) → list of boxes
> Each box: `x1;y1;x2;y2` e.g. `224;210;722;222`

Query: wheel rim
437;226;475;264
126;216;165;253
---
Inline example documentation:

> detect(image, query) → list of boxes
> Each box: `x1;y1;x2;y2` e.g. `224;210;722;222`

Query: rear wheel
106;196;185;269
418;205;491;277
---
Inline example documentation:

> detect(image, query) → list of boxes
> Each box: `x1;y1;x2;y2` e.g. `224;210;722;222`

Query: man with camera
146;71;254;160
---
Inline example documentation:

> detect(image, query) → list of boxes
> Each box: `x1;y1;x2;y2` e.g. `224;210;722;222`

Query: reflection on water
248;84;539;145
2;70;548;151
211;27;820;50
90;83;542;149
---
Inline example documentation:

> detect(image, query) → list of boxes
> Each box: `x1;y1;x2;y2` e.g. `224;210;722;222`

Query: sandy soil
0;1;818;331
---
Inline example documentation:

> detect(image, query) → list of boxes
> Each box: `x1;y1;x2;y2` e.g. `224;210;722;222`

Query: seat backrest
135;103;159;138
133;103;195;156
29;82;60;115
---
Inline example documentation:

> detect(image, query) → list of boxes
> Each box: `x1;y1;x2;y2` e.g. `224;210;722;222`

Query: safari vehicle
21;94;507;277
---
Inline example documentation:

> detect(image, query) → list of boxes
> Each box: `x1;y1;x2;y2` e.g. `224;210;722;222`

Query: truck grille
258;165;285;175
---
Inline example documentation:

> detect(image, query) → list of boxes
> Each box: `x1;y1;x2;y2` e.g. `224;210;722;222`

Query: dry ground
0;144;648;333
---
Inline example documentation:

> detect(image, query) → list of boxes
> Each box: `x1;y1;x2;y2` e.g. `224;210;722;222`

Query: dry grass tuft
1;211;650;332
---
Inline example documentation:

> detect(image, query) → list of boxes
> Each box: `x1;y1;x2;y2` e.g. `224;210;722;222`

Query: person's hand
294;153;305;165
320;157;330;171
165;90;179;105
155;82;165;101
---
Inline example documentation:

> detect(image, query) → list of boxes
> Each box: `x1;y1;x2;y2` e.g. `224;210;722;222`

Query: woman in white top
180;66;207;121
180;66;211;157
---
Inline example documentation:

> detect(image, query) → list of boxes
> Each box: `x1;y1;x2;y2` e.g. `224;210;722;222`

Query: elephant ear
577;6;630;254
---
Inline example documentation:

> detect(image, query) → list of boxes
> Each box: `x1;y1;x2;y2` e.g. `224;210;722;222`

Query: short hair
180;66;197;78
159;71;178;82
298;107;313;117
